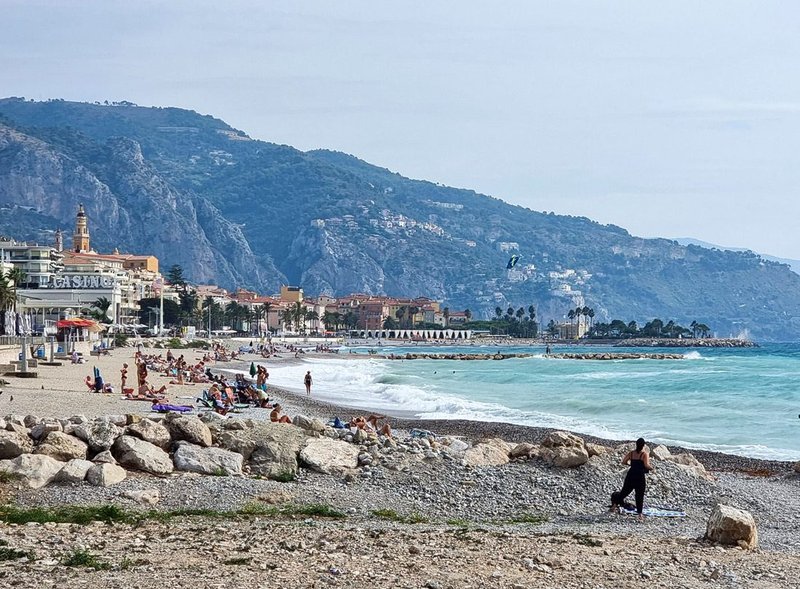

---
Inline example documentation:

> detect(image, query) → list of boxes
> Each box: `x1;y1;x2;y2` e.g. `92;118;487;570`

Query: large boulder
86;462;127;487
292;415;325;433
29;421;62;441
666;453;713;480
299;437;359;474
463;442;510;467
510;443;538;459
650;444;672;461
586;443;612;458
794;461;800;474
34;431;89;461
217;423;308;480
125;419;172;449
172;443;243;476
0;454;65;488
705;504;758;549
112;435;173;475
540;431;589;468
74;419;123;452
55;458;94;484
165;415;212;447
0;430;34;459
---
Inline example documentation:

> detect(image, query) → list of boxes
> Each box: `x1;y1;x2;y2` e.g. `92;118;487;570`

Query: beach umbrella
249;362;256;377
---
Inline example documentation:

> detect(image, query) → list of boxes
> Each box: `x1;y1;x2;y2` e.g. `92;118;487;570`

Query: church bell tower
72;204;90;253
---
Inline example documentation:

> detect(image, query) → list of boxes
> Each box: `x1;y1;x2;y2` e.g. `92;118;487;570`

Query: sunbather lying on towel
350;414;392;437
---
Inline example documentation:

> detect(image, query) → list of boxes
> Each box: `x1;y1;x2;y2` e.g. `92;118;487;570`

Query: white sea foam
224;347;800;461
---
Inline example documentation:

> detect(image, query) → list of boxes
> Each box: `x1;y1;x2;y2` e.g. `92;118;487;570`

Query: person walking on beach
610;437;653;522
304;370;312;395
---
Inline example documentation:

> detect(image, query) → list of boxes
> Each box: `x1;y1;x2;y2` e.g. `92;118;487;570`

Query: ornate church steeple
72;204;90;253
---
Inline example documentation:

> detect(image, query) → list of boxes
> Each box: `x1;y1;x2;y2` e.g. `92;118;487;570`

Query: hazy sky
2;1;799;258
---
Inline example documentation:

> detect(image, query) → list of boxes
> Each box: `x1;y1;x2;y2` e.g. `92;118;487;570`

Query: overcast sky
2;1;799;258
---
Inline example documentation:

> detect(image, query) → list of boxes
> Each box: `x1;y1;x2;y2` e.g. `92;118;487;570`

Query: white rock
123;489;160;505
651;444;672;461
173;443;243;476
74;419;123;452
165;415;212;447
29;421;62;440
0;454;65;488
463;443;510;467
0;430;34;459
92;450;117;464
585;443;612;457
113;435;174;475
86;462;127;487
125;418;171;449
34;431;89;461
55;458;94;483
705;504;758;549
299;437;359;474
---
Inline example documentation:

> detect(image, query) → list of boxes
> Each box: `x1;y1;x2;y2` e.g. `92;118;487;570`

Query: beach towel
151;403;193;413
621;506;686;518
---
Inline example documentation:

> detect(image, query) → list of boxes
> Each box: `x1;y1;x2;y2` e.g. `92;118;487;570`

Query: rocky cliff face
0;122;284;290
2;98;800;340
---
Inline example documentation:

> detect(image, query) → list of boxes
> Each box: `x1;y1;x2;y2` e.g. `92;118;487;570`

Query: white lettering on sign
51;275;117;289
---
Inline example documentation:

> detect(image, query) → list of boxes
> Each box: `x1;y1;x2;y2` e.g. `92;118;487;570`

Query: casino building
15;205;162;328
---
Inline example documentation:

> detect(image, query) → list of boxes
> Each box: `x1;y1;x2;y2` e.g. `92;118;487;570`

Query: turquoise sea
261;343;800;461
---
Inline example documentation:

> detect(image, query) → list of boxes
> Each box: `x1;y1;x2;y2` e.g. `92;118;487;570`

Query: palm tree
443;307;450;327
0;271;14;311
527;305;536;322
495;307;503;319
587;308;595;331
292;302;306;334
506;306;515;321
515;307;525;321
251;305;265;336
306;309;320;334
280;308;294;333
262;301;273;334
395;307;407;328
408;306;419;328
464;309;472;321
567;309;575;323
91;296;112;323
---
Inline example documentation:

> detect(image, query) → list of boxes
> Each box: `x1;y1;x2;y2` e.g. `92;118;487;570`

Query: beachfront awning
56;318;104;332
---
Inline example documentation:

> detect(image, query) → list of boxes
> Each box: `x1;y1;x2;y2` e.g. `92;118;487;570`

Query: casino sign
51;275;117;289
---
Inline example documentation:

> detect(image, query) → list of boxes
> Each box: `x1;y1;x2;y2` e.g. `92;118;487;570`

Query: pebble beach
1;343;799;588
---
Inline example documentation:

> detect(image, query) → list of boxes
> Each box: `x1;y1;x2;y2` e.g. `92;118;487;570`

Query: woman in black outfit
610;437;653;522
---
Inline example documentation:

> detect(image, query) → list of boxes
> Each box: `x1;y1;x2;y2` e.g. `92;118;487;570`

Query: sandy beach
1;341;799;587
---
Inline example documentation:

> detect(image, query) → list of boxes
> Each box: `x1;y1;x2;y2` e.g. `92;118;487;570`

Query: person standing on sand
304;370;312;395
610;437;653;522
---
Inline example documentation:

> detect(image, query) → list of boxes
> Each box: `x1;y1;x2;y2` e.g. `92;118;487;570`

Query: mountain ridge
1;97;799;340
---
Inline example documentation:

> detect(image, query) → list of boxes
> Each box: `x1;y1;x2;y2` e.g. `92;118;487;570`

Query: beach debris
705;504;758;549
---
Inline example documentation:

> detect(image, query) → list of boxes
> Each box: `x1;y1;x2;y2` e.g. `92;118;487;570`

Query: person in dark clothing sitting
610;437;653;522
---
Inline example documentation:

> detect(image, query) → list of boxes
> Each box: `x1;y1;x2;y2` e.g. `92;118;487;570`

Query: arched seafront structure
351;329;472;340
